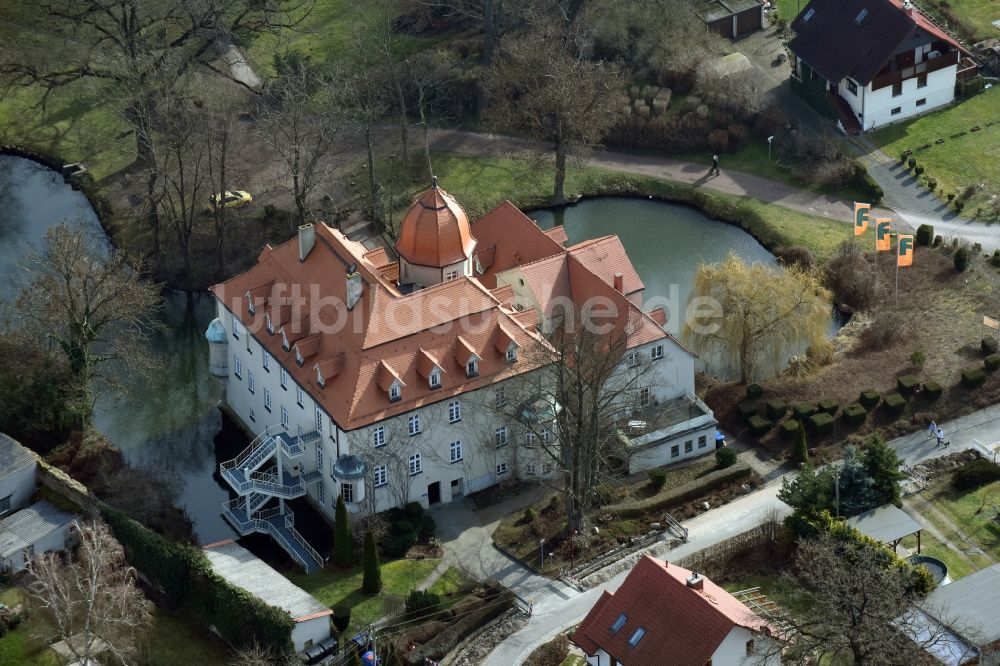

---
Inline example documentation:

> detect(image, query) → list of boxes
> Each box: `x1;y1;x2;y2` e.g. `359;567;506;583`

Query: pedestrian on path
709;154;720;177
936;427;945;447
927;420;937;439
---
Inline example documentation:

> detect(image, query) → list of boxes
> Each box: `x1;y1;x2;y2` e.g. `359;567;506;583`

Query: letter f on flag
876;218;893;252
854;202;870;236
898;234;914;267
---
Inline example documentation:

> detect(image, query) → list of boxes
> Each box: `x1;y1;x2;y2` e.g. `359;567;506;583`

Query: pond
0;155;238;543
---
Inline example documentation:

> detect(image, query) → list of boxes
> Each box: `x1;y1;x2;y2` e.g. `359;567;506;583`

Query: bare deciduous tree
26;521;153;666
13;224;161;416
485;19;624;202
685;253;831;384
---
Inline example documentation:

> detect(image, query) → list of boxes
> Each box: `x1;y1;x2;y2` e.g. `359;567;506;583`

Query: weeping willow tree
684;254;831;383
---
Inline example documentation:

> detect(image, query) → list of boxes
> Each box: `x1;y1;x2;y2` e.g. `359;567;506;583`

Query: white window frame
296;386;304;408
496;462;509;476
314;405;323;434
373;465;388;488
525;431;536;446
316;443;324;471
233;355;242;379
280;367;288;390
627;351;640;368
409;453;422;476
249;407;256;422
467;358;479;377
445;270;458;281
448;401;461;423
318;483;325;504
651;345;663;360
264;388;272;412
495;425;508;447
543;463;552;474
342;483;354;503
506;345;518;362
408;414;421;436
232;318;241;340
281;405;289;428
495;386;506;408
526;463;536;476
262;353;270;372
450;440;463;463
429;370;441;389
390;384;401;402
373;426;385;447
247;370;255;394
639;387;650;406
541;428;551;443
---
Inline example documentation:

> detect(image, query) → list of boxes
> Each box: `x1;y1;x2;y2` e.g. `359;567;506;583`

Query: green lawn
773;0;804;23
924;480;1000;564
870;88;1000;212
923;0;998;40
560;655;588;666
898;531;983;581
426;566;471;598
724;574;813;620
410;152;872;262
286;558;439;631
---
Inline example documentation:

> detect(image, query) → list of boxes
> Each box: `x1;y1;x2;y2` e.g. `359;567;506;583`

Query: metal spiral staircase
220;424;324;573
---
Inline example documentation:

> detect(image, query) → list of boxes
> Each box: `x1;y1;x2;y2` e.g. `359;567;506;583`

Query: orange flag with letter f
854;203;870;236
875;218;893;252
898;234;914;267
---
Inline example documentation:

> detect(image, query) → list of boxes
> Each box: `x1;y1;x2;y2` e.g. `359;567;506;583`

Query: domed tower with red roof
395;177;477;288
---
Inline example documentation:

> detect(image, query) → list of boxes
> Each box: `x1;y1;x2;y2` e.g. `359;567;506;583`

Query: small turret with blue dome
205;317;229;378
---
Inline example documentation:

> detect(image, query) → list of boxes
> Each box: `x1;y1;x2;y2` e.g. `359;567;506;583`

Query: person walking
936;427;945;447
927;420;937;440
709;154;720;177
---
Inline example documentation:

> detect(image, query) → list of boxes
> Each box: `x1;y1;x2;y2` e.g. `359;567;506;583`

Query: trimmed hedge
606;462;753;518
817;399;839;415
101;508;294;654
746;383;764;399
779;419;801;439
983;337;998;355
859;389;880;410
952;459;1000;490
882;392;906;416
748;415;773;436
921;381;942;401
807;412;835;434
793;403;817;420
765;399;788;420
843;403;867;425
986;354;1000;372
737;401;758;421
962;367;986;388
897;375;921;394
916;224;934;246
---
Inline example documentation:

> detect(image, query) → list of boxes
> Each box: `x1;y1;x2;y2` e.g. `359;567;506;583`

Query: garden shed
0;500;76;573
847;503;922;553
698;0;766;39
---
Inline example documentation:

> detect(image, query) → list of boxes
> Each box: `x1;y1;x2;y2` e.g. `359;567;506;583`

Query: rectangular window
373;465;388;487
281;405;289;428
318;483;325;504
506;346;517;362
525;431;536;446
846;79;858;95
429;370;441;389
373;426;385;447
448;401;461;423
541;429;551;443
917;73;927;88
233;355;242;379
450;440;463;463
316;442;324;472
249;407;256;422
390;384;401;402
685;440;693;454
246;334;251;355
445;270;458;281
639;387;650;406
651;345;664;360
264;388;272;412
892;81;902;97
296;386;304;408
698;435;707;449
342;483;354;503
280;368;288;390
247;370;255;394
526;463;536;475
916;98;926;107
409;453;422;475
466;359;478;377
671;445;679;458
232;318;241;340
627;351;639;368
495;425;508;447
543;463;552;474
497;462;509;476
0;495;9;517
495;386;506;408
314;406;323;434
891;106;902;115
262;353;270;372
408;414;421;436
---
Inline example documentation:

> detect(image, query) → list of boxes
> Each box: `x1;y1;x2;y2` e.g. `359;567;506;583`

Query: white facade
1;524;73;573
0;461;36;518
292;617;331;653
583;626;779;666
399;255;473;288
837;61;956;132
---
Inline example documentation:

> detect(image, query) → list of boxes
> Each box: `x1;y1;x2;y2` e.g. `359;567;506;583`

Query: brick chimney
613;272;624;293
687;573;704;590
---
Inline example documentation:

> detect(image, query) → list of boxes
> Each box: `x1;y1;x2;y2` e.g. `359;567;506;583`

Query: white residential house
572;555;781;666
207;183;714;572
789;0;977;134
0;432;38;518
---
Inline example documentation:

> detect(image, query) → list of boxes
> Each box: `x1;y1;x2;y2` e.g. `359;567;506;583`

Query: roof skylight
803;7;815;21
855;8;869;24
611;613;627;634
628;627;646;647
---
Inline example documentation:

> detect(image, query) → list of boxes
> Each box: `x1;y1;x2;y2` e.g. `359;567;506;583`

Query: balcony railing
871;50;958;91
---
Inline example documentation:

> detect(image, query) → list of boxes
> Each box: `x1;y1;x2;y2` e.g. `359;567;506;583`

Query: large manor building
206;182;715;571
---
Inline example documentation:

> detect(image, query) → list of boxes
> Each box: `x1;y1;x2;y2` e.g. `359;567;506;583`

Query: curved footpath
428;129;1000;251
470;403;1000;665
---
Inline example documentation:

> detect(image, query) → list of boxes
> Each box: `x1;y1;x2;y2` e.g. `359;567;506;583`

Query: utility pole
539;538;545;569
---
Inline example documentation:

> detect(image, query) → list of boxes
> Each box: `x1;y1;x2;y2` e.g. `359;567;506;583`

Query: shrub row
605;462;753;518
843;403;867;425
897;375;920;394
952;459;1000;490
807;412;834;434
962;367;986;388
765;399;787;420
985;354;1000;372
882;392;906;416
101;508;294;653
859;389;880;410
748;415;772;436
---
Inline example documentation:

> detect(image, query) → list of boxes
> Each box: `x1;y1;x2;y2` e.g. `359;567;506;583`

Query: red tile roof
567;236;645;297
472;201;566;288
395;185;476;268
572;556;770;666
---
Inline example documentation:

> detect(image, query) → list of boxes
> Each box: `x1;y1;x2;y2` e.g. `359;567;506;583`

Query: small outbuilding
0;432;38;517
847;503;922;553
203;541;332;652
698;0;766;39
0;500;76;573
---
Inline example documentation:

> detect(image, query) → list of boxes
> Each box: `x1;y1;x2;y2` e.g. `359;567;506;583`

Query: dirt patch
912;449;982;479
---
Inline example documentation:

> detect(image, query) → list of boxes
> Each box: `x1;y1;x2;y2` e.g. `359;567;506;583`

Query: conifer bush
361;530;382;595
334;495;353;567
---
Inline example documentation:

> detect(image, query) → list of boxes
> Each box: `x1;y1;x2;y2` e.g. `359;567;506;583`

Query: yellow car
207;190;253;210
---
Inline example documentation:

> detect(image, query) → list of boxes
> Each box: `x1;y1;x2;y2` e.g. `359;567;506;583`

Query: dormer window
281;330;290;351
429;370;441;389
265;314;274;335
506;345;518;363
316;366;325;388
467;358;479;377
295;348;304;367
247;295;255;315
389;384;401;402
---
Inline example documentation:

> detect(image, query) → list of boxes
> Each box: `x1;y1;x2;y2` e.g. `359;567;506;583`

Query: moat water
1;157;797;540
